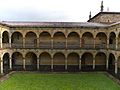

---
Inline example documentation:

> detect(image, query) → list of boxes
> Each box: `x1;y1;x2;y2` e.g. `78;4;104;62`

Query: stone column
0;34;2;48
9;57;12;70
65;57;67;70
79;57;81;70
37;38;39;48
94;38;96;48
116;37;118;50
66;37;67;49
51;57;53;70
80;38;82;48
37;57;39;70
93;57;95;70
0;59;3;74
23;38;25;48
9;36;11;48
107;38;109;49
51;38;53;49
23;58;26;70
115;60;118;74
106;55;109;70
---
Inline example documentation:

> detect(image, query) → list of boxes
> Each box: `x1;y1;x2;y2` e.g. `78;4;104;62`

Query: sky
0;0;119;22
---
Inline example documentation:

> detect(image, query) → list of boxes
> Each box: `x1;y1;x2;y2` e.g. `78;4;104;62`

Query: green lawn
0;72;120;90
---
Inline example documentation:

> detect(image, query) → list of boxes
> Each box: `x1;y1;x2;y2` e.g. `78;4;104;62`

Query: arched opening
39;32;51;49
95;32;107;49
53;52;65;71
25;52;37;70
81;53;93;71
2;31;9;48
25;32;37;48
117;56;120;75
3;53;9;73
95;52;106;70
108;53;115;73
12;52;23;70
118;33;120;49
109;32;116;49
82;32;94;49
11;32;23;48
67;52;79;71
39;52;51;71
67;32;80;49
53;32;66;49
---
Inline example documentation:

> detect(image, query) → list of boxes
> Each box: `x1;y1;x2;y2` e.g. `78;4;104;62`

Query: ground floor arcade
1;51;120;76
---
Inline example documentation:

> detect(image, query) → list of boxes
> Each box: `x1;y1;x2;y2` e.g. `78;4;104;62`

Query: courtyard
0;72;120;90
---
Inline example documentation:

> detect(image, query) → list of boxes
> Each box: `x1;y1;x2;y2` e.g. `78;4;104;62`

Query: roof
87;12;120;22
0;21;108;28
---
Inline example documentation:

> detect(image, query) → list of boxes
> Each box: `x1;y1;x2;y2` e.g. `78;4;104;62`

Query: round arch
39;52;51;71
53;32;66;49
3;53;10;73
118;33;120;49
2;31;9;43
109;32;116;49
108;53;115;72
117;56;120;74
95;52;106;70
39;31;51;49
25;31;37;48
11;32;23;48
12;52;23;70
67;52;79;71
25;52;37;70
81;52;93;70
53;52;65;71
67;32;80;49
82;32;94;48
95;32;107;49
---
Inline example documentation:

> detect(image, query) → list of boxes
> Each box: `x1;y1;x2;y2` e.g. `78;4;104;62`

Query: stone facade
88;12;120;24
0;12;120;79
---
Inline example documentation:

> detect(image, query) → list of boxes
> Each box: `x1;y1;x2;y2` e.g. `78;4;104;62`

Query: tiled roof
0;21;108;28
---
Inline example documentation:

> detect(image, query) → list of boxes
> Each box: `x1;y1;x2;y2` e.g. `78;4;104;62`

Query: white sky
0;0;119;22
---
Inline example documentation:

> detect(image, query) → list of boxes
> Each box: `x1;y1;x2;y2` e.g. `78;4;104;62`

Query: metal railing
39;42;51;49
0;43;114;50
2;43;10;48
109;44;116;50
95;44;107;49
53;42;66;49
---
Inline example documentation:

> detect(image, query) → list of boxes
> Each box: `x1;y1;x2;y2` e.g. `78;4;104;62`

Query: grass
0;72;120;90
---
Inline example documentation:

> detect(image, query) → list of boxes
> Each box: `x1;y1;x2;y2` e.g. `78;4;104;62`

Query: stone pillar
23;58;26;70
66;37;67;49
65;57;67;70
9;57;12;70
115;60;118;74
0;34;2;48
79;57;81;70
23;38;25;48
93;57;95;70
51;57;53;70
106;55;109;70
80;38;82;48
37;38;39;48
94;38;96;48
116;37;118;50
107;38;109;49
0;59;3;74
37;57;39;70
51;38;53;49
9;36;11;48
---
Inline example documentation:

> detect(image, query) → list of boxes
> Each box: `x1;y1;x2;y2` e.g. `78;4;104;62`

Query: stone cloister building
0;11;120;78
